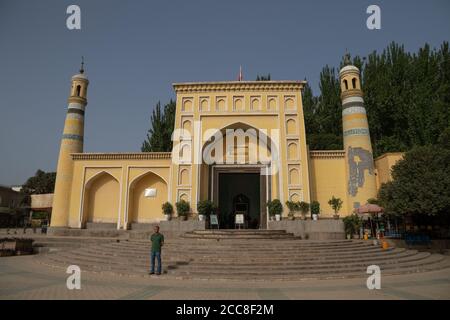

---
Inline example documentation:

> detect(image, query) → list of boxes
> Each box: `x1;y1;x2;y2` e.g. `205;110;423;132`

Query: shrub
343;214;362;236
298;201;310;218
197;200;214;216
266;199;283;216
310;201;320;216
285;201;299;213
175;200;190;217
161;202;174;215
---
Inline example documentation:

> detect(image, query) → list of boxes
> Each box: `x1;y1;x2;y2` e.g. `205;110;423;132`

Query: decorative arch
216;98;226;111
287;142;298;160
286;118;297;135
200;98;208;111
352;77;357;89
82;171;120;225
182;119;192;135
180;143;191;162
179;168;190;185
289;168;300;185
268;97;277;110
234;97;244;111
251;98;260;111
179;193;189;201
285;97;295;110
182;99;192;112
128;170;168;224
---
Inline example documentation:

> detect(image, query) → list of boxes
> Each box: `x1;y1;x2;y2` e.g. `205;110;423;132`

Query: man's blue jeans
150;251;162;274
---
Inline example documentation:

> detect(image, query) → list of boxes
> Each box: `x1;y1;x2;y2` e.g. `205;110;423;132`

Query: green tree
306;41;450;154
22;170;56;195
378;146;450;218
141;100;176;152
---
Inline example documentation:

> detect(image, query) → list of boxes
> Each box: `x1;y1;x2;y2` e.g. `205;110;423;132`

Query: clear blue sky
0;0;449;185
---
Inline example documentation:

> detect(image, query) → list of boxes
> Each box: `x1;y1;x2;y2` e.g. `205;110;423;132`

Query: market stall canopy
354;203;384;220
355;203;384;214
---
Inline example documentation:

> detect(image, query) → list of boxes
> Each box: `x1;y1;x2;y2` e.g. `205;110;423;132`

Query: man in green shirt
150;225;164;275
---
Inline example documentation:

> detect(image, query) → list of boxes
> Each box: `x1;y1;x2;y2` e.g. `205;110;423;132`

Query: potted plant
267;199;283;221
298;201;310;220
343;214;361;239
328;196;343;219
175;200;190;221
197;200;214;221
161;202;173;221
310;201;320;221
285;201;299;220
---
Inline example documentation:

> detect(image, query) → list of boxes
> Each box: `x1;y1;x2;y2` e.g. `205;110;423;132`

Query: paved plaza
1;254;449;300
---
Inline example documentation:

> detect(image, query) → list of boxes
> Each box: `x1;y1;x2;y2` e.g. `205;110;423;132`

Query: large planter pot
346;234;352;240
312;214;318;221
164;214;171;221
179;215;187;221
198;214;205;221
352;234;360;239
333;214;340;220
275;214;281;221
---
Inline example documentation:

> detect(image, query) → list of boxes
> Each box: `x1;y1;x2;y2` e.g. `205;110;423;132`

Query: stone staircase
182;229;297;239
32;230;450;280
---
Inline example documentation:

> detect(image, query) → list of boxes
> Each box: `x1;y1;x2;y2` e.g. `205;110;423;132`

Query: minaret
339;55;377;214
51;59;89;228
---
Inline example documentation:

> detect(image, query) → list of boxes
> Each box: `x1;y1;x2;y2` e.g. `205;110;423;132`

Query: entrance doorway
212;166;268;229
218;173;260;229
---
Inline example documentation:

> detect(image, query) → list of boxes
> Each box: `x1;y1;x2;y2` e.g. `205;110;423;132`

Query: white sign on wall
144;188;157;198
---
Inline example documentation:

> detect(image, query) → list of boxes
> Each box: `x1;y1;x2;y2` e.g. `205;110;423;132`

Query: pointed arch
82;171;120;224
128;170;168;224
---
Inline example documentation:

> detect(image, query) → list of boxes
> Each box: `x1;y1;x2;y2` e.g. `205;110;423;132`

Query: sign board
144;188;157;197
235;214;244;225
210;214;219;225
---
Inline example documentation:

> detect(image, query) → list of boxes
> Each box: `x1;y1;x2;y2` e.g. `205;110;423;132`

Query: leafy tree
22;170;56;195
141;100;176;152
305;41;450;155
378;146;450;218
367;198;380;205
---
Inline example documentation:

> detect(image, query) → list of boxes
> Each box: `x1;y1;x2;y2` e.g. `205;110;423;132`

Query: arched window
343;80;348;90
352;78;357;89
76;85;81;96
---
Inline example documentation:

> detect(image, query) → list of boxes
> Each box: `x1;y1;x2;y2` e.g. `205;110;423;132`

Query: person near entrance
149;225;164;275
